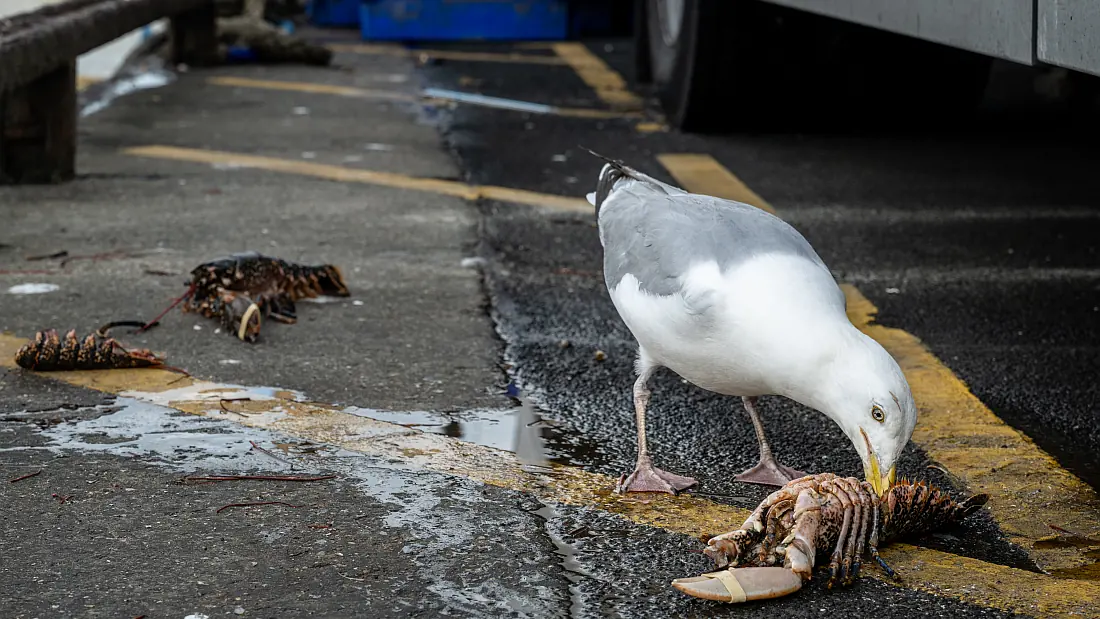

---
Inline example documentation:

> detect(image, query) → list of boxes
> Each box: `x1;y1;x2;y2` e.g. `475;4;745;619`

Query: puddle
1034;535;1100;550
81;67;174;117
1049;558;1100;581
123;381;304;405
344;406;535;452
31;397;288;472
535;501;588;618
342;388;590;470
121;377;592;471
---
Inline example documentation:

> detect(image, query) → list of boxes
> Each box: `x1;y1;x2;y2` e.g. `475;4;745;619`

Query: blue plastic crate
359;0;568;41
307;0;361;27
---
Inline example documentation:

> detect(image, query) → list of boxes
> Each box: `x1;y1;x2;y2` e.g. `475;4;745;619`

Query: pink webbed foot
616;453;697;495
672;567;803;603
734;457;807;488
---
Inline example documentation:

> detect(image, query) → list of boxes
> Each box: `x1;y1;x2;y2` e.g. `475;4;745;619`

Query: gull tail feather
580;147;682;214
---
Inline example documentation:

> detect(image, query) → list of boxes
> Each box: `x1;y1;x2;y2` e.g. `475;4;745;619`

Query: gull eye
871;405;886;423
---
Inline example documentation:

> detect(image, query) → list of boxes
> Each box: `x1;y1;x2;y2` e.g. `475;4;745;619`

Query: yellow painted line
551;42;644;111
207;76;415;101
122;145;591;213
0;332;1096;617
76;76;103;91
656;154;1100;577
327;43;568;66
634;121;668;133
207;76;638;120
657;154;776;215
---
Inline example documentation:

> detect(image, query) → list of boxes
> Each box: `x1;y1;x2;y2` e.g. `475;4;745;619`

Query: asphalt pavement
1;26;1097;619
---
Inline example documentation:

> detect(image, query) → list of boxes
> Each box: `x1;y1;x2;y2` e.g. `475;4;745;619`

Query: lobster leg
835;478;864;585
781;488;822;579
739;474;834;534
867;486;896;578
705;479;826;568
671;567;803;603
849;481;874;584
822;481;853;588
761;498;794;564
264;293;298;324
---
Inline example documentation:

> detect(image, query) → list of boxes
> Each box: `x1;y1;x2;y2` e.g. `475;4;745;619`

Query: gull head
818;332;918;496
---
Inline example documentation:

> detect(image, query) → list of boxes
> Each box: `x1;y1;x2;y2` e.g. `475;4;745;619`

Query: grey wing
598;183;830;303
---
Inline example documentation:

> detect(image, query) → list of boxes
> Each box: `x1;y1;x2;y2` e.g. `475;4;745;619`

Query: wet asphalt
0;26;1096;619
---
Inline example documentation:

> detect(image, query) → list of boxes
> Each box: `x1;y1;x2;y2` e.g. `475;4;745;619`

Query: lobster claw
672;567;803;603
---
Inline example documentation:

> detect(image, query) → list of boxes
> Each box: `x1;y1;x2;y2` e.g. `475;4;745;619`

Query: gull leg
734;396;807;487
617;362;697;495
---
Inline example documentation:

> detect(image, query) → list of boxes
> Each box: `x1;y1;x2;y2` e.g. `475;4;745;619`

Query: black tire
633;0;652;84
641;0;993;133
643;0;744;132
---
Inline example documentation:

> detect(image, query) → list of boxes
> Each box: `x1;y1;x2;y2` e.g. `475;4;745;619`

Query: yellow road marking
0;332;1095;617
207;76;414;101
634;121;668;133
657;154;776;215
122;145;591;213
206;76;638;120
551;42;644;111
656;153;1100;577
76;76;103;91
327;42;569;65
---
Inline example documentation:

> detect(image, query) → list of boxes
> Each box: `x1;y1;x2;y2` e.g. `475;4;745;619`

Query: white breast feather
608;254;847;396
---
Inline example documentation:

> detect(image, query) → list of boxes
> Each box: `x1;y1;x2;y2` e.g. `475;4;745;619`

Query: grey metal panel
1038;0;1100;77
759;0;1035;64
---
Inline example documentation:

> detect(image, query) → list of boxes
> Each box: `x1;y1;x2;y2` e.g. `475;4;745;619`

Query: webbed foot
734;457;806;487
616;453;697;494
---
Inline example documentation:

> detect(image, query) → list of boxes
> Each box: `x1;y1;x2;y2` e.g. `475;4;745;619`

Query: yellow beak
866;455;897;497
860;428;897;496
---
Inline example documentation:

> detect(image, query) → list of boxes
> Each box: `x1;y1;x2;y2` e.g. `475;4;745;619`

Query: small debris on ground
8;471;41;483
216;501;304;514
25;250;68;261
184;474;336;483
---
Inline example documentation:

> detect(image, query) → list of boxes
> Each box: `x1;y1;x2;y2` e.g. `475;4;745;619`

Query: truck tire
638;0;993;132
634;0;653;84
641;0;747;132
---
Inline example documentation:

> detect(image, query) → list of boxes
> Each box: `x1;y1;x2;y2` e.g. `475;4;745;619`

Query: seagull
586;154;917;497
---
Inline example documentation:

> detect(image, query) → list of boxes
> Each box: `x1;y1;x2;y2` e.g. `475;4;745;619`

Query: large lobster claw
672;567;803;603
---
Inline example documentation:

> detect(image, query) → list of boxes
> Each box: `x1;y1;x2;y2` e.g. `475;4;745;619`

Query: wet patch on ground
0;383;1022;619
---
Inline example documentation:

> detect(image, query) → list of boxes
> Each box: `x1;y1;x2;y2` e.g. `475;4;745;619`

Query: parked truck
635;0;1100;131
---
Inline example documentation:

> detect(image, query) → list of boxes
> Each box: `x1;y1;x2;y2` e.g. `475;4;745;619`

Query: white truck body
762;0;1100;76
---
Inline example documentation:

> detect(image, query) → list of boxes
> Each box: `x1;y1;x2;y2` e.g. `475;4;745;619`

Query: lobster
141;252;350;342
672;473;989;603
14;328;165;371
